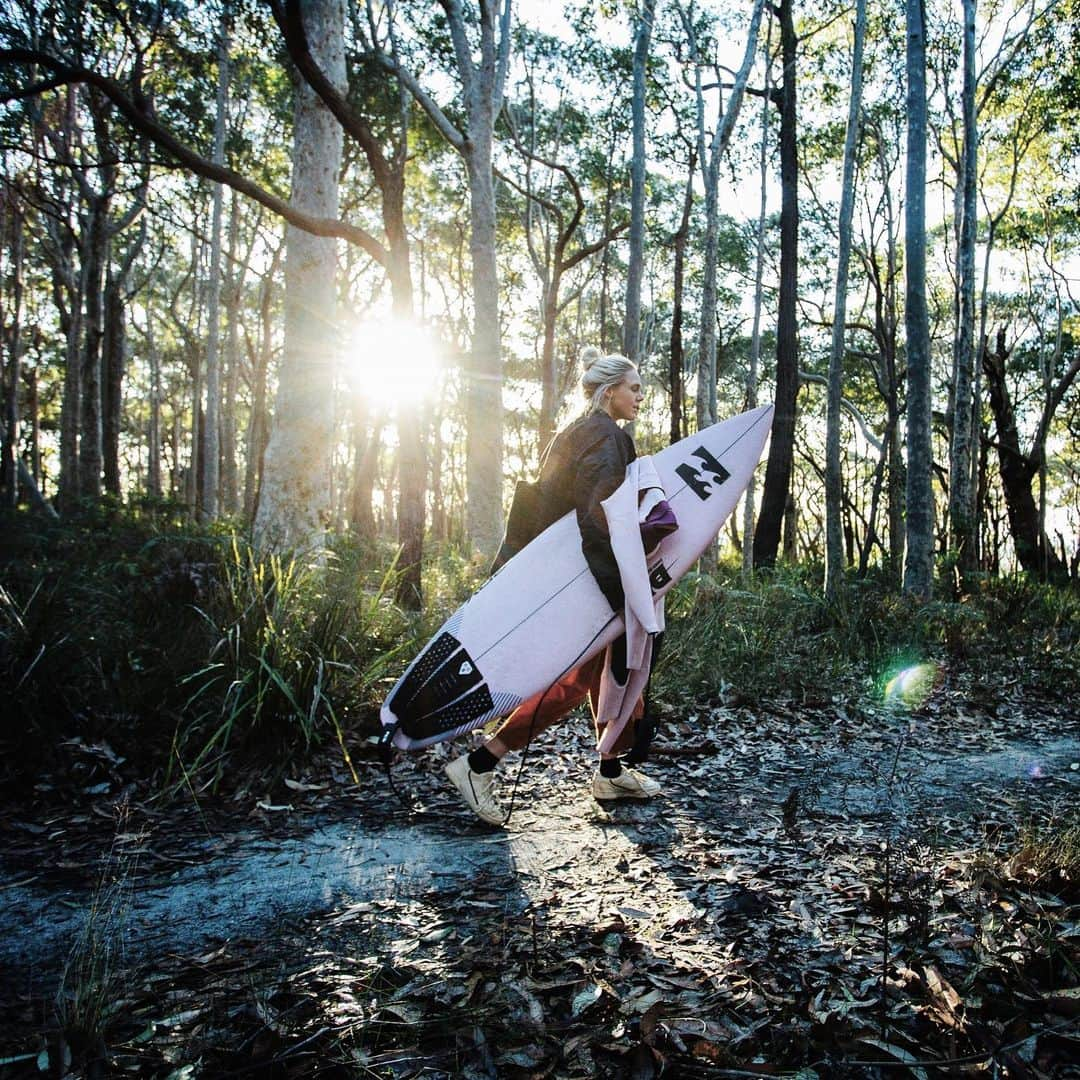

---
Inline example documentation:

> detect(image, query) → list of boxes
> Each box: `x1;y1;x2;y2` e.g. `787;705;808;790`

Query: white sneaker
445;754;504;825
592;766;662;801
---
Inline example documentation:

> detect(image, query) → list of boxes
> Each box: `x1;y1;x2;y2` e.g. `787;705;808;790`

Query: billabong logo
458;661;473;676
675;446;731;501
649;562;672;592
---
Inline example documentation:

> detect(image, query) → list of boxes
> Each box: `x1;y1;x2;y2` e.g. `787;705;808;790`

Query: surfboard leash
500;619;615;827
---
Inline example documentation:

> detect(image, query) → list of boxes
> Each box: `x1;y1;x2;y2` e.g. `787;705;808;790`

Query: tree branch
0;47;389;262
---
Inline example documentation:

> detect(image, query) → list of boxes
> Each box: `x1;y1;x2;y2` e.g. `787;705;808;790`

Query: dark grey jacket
495;412;635;611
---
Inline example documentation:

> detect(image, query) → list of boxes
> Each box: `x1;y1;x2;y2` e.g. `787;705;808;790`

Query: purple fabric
640;499;678;553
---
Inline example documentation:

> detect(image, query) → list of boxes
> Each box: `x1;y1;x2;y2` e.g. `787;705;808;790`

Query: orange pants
490;649;643;755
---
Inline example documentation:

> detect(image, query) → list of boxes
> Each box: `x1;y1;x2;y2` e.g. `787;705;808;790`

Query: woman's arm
575;430;631;612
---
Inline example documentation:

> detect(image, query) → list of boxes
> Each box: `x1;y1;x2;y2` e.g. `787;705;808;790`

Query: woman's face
604;368;645;422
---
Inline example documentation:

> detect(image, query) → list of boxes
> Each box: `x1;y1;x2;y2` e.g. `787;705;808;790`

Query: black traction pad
388;632;495;739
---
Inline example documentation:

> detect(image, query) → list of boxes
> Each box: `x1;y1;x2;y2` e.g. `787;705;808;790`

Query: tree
200;4;230;520
753;0;799;569
946;0;978;580
373;0;513;558
623;0;657;364
254;0;346;551
903;0;933;599
678;0;764;431
824;0;867;597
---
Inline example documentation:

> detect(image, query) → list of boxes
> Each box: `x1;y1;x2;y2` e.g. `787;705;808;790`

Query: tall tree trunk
669;160;694;446
147;291;162;499
244;244;280;521
753;0;798;569
254;0;345;551
685;0;763;432
55;250;83;511
78;199;107;502
623;0;656;363
28;368;40;488
101;264;125;496
463;147;504;557
222;189;241;514
2;195;23;508
824;0;866;597
902;0;934;598
983;329;1073;581
743;17;772;576
948;0;978;579
201;10;230;520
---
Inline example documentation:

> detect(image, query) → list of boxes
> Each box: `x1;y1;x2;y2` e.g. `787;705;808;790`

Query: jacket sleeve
575;433;628;612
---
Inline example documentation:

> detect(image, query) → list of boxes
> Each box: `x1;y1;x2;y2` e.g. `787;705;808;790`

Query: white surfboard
381;404;774;750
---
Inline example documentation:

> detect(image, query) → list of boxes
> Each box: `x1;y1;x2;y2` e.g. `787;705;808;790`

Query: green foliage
1009;811;1080;899
654;561;1080;708
171;535;410;790
0;514;419;793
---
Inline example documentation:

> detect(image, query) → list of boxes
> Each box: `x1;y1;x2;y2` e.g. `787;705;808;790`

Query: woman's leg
445;653;605;824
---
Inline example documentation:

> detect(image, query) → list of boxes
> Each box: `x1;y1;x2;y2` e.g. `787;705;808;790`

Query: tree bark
1;194;23;508
753;0;798;569
983;329;1073;582
948;0;978;579
744;15;772;576
78;196;107;502
824;0;866;597
902;0;934;599
222;188;241;514
669;158;694;446
623;0;656;364
254;0;345;552
201;10;230;520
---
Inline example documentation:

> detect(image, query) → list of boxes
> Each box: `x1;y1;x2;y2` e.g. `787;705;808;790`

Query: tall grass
3;511;1076;791
171;537;410;789
654;561;1080;707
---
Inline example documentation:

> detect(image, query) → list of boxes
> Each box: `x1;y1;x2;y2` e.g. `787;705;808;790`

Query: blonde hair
580;346;636;413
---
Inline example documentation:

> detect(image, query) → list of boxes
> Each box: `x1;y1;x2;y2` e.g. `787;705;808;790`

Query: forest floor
1;677;1078;1079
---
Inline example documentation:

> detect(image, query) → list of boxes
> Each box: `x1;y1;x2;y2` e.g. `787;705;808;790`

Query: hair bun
579;345;601;369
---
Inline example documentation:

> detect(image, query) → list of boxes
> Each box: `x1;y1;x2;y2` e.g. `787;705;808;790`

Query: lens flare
882;662;941;709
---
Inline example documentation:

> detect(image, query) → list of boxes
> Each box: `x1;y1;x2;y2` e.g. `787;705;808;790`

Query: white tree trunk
201;8;229;520
948;0;978;575
254;0;345;551
743;15;772;576
623;0;656;363
824;0;866;598
903;0;934;598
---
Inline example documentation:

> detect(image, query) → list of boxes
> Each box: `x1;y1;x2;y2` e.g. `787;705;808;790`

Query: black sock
468;746;499;773
599;758;622;779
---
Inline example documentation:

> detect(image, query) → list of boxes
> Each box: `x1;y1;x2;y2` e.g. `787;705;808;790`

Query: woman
445;346;662;825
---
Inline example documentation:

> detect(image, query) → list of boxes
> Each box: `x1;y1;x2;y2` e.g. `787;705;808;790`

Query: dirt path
3;700;1076;970
1;698;1077;1076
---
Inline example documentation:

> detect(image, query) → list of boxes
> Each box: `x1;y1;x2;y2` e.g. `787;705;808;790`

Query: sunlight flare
882;661;941;709
346;317;443;409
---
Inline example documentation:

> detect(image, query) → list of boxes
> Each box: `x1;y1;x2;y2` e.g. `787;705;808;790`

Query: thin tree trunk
903;0;934;598
222;188;241;514
78;199;107;502
948;0;978;579
824;0;866;597
56;249;84;510
753;0;798;568
201;10;230;520
102;264;125;496
2;196;23;508
147;290;162;499
623;0;657;364
669;158;694;446
244;243;280;520
743;16;772;576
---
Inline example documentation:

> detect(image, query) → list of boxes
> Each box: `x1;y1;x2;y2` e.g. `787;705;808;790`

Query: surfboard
380;403;774;750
